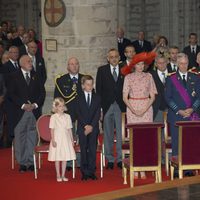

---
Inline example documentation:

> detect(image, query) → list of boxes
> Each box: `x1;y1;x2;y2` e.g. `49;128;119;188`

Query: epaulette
167;72;176;76
54;73;65;83
188;67;199;74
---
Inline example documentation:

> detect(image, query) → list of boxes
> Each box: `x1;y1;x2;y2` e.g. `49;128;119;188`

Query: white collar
157;69;168;75
110;64;119;69
179;71;188;79
69;74;79;79
9;59;17;64
84;91;92;96
21;68;30;75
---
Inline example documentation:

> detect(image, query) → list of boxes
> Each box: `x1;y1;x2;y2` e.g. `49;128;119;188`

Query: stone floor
117;183;200;200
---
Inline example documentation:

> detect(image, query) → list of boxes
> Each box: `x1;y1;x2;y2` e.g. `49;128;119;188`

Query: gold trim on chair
163;111;172;176
123;122;163;188
170;121;200;180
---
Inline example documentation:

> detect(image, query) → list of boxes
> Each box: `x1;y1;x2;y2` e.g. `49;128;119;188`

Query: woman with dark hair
153;35;169;58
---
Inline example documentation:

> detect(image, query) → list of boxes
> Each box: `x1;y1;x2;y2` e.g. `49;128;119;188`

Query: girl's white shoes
57;176;69;182
62;177;69;182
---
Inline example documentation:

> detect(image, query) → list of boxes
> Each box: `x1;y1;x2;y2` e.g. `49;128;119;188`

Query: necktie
113;67;118;82
72;76;78;84
162;72;166;84
182;75;187;88
87;93;90;107
25;72;30;85
14;62;18;69
32;56;36;71
192;47;195;54
173;64;176;71
139;41;143;48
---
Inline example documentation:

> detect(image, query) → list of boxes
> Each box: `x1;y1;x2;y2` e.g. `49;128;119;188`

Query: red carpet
0;148;170;200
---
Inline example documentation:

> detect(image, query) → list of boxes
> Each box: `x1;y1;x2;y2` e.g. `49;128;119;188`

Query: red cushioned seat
122;122;164;187
170;121;200;180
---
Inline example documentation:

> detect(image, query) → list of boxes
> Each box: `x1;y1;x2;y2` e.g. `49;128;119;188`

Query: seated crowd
0;21;200;182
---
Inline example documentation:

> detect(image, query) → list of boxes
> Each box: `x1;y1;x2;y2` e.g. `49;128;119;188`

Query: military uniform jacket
54;73;83;122
165;71;200;123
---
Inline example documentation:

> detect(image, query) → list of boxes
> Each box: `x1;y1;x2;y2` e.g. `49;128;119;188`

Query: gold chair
123;122;164;187
170;121;200;180
163;111;172;176
121;112;129;175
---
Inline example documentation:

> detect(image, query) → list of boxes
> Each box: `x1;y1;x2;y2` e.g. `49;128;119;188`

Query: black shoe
81;174;88;181
27;165;34;171
117;161;122;169
88;174;98;180
173;171;179;179
19;165;27;173
66;166;72;171
106;162;114;169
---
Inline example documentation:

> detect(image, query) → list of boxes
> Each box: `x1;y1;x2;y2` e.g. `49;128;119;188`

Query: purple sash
171;74;200;120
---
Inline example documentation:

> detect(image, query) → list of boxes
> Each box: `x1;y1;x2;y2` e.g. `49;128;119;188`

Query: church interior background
0;0;200;112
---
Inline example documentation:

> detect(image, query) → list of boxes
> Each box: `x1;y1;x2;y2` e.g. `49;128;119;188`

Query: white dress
48;113;76;161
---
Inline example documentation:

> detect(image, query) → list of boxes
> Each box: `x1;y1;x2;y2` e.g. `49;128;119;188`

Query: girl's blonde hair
52;97;67;113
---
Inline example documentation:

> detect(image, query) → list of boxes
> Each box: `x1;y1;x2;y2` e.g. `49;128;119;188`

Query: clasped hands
23;103;36;112
131;107;147;117
84;125;93;136
178;108;193;118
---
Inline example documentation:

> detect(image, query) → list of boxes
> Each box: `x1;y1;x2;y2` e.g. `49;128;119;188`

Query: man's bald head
67;57;80;75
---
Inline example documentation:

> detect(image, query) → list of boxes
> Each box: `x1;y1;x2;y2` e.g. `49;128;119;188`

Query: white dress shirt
69;74;79;80
157;69;168;83
84;91;92;105
110;65;119;77
179;71;188;80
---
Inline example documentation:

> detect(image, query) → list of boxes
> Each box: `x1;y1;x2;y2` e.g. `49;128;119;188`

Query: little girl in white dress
48;97;76;182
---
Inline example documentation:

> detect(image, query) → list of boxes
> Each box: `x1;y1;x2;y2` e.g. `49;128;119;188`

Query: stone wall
127;0;200;49
41;0;120;112
126;0;160;41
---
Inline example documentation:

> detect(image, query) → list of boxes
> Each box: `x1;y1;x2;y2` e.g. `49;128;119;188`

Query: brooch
192;90;196;97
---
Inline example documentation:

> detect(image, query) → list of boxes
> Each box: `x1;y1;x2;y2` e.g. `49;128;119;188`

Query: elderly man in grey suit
96;49;126;169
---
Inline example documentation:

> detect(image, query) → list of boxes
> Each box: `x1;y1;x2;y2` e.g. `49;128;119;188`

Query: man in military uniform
54;57;83;169
165;53;200;176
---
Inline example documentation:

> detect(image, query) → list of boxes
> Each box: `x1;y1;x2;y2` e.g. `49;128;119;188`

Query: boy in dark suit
76;75;101;180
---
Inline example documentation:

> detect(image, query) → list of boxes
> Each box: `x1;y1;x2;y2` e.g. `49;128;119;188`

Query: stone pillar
41;0;120;112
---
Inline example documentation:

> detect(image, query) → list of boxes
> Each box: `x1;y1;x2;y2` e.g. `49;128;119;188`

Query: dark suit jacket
34;56;47;85
7;70;46;128
150;70;168;119
167;63;177;73
96;64;126;115
0;60;20;87
19;45;41;58
54;73;83;122
19;45;28;57
117;37;131;61
132;40;152;53
0;60;19;74
76;91;101;135
183;45;200;68
12;37;23;47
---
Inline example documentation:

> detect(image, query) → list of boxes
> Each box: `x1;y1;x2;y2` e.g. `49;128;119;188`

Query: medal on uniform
72;84;77;91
